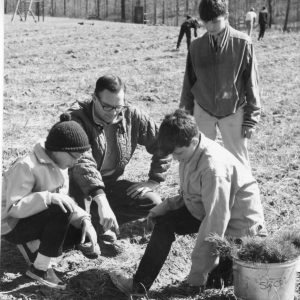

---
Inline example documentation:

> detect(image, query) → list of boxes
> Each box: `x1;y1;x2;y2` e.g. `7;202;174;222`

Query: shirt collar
33;141;58;166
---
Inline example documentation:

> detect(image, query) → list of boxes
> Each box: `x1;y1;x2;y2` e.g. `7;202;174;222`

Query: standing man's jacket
182;18;199;36
259;10;268;25
180;25;260;128
68;100;171;200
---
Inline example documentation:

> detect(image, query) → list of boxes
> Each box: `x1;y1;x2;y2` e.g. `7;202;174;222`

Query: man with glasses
68;75;171;255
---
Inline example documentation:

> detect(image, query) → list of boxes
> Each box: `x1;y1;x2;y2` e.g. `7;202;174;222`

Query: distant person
245;7;257;37
68;75;171;256
109;110;267;298
176;15;200;50
1;113;99;290
180;0;261;171
258;6;268;40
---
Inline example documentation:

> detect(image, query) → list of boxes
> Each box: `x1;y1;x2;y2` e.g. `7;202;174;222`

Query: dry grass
1;14;300;299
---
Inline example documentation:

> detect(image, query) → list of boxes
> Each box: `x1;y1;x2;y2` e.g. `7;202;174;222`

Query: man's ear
191;137;199;146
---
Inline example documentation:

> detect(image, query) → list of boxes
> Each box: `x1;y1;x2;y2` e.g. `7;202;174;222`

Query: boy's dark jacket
180;24;260;128
68;100;171;200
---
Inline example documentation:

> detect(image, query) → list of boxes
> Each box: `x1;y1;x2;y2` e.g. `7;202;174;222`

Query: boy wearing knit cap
1;113;99;290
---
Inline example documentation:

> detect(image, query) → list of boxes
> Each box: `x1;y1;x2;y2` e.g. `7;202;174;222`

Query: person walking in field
258;6;268;41
68;74;171;256
1;113;100;290
245;7;257;37
109;110;267;298
176;15;200;50
180;0;261;171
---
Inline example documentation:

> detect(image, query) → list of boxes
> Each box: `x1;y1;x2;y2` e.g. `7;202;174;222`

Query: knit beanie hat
45;113;90;153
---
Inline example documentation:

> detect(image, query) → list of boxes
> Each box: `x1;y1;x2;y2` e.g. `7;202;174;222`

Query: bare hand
94;195;120;234
242;126;255;139
100;206;119;234
81;219;98;252
51;194;75;213
126;180;159;199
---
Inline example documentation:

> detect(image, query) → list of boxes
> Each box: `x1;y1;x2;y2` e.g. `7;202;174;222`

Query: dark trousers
88;180;162;234
176;27;191;50
258;23;266;40
4;205;81;258
133;205;201;290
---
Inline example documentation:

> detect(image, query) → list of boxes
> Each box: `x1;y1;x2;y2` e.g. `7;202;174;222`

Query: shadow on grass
153;282;237;300
69;268;127;300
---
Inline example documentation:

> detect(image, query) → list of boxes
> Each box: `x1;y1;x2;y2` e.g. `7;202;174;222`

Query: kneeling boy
2;113;100;289
110;109;266;297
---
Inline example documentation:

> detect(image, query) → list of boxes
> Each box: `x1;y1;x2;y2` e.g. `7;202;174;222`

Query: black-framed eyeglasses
97;97;127;112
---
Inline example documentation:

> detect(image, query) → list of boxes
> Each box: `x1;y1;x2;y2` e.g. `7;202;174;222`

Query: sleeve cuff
90;188;105;198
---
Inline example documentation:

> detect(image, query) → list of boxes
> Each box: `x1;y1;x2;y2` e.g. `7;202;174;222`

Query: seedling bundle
207;226;300;300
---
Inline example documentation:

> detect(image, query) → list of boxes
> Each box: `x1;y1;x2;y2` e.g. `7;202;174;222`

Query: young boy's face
172;142;196;162
52;152;82;169
203;15;227;36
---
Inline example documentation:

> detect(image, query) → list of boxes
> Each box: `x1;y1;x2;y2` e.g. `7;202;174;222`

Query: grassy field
1;14;300;299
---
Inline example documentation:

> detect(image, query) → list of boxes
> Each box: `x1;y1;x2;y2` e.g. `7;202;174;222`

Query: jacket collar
208;23;230;51
185;133;210;166
33;142;59;166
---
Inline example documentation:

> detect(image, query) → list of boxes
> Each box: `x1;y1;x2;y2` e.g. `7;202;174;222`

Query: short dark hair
199;0;228;22
94;74;125;95
157;109;199;155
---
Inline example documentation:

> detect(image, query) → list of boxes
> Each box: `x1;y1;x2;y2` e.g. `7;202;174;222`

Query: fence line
5;0;300;29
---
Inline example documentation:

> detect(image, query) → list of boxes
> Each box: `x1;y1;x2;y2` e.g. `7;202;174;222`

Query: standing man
110;110;266;298
176;15;200;50
258;6;268;41
245;7;257;37
180;0;260;170
68;74;171;255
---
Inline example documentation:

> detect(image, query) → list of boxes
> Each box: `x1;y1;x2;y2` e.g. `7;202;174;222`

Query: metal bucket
233;258;298;300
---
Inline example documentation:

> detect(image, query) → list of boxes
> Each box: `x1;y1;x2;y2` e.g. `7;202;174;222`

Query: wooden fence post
105;0;108;18
283;0;291;31
176;0;179;26
63;0;66;16
162;0;165;24
121;0;125;21
153;0;157;24
185;0;189;15
97;0;100;19
51;0;54;16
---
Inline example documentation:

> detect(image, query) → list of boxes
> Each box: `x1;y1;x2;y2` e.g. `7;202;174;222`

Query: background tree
283;0;291;32
121;0;126;21
267;0;273;28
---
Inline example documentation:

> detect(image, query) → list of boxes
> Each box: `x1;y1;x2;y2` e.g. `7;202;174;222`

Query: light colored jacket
151;134;266;285
1;142;90;235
